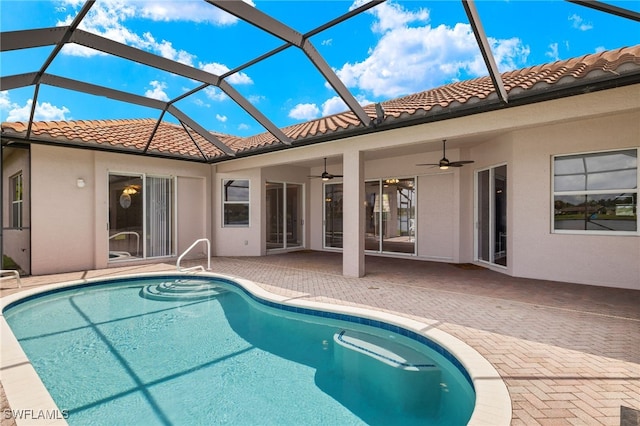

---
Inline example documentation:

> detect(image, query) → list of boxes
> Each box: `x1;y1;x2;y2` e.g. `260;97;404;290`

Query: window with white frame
223;179;250;226
553;149;638;233
10;172;23;228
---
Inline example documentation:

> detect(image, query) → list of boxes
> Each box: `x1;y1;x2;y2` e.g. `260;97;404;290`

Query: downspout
210;163;216;257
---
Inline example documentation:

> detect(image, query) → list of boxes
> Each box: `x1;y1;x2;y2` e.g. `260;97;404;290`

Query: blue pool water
4;276;475;425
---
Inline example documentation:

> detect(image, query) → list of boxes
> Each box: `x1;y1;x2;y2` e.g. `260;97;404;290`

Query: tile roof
2;45;639;162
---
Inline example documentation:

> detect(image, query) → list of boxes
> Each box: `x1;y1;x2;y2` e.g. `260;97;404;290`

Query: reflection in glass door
109;174;143;260
109;174;174;261
324;183;343;248
266;182;303;251
476;165;507;266
365;178;416;254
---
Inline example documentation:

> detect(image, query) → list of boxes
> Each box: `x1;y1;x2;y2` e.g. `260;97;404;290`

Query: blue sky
1;0;638;137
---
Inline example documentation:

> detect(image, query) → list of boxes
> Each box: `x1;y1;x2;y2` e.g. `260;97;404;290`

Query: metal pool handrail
0;269;21;288
108;231;140;255
177;238;211;272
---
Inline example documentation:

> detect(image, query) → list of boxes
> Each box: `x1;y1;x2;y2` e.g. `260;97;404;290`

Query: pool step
333;329;441;413
334;330;438;371
140;279;227;301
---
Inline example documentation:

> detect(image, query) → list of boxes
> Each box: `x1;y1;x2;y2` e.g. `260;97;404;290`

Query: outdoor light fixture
76;178;85;188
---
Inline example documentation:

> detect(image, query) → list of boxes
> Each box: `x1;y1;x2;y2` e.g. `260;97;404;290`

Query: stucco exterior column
342;150;365;277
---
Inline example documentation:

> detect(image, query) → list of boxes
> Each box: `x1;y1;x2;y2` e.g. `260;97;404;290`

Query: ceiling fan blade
416;163;439;166
449;160;475;166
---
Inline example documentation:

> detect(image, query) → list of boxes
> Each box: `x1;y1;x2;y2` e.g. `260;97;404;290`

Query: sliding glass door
108;173;174;261
324;183;343;248
266;182;303;251
146;176;174;257
323;178;415;254
365;178;416;254
475;165;507;266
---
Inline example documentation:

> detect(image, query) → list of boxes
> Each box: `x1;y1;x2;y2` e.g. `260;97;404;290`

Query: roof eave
208;71;640;164
0;133;212;164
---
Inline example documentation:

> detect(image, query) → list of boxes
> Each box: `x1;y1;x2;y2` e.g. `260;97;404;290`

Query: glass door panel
109;174;143;260
324;183;343;248
365;178;416;254
494;165;507;266
266;182;284;250
476;165;507;266
146;176;173;257
266;182;303;251
286;184;302;248
381;178;416;254
365;181;381;251
477;170;491;262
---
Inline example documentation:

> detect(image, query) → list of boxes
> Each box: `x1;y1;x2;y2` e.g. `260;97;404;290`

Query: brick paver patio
1;251;639;425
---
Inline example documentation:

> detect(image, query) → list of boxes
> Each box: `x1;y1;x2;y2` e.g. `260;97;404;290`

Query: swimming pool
1;272;511;425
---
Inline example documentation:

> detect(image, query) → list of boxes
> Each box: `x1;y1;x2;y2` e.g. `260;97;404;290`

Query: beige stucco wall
30;146;95;275
30;145;211;275
177;176;210;260
509;111;640;289
214;167;263;256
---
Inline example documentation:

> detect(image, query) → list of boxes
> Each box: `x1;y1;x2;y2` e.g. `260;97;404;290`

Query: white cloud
569;14;593;31
320;95;372;116
321;97;347;116
367;1;430;34
137;1;239;25
57;2;198;65
204;86;228;102
193;98;210;108
490;37;531;73
546;43;560;61
33;102;71;121
149;34;196;66
338;1;529;98
0;91;12;111
216;114;227;122
0;92;70;122
145;80;169;101
200;63;253;85
248;95;265;105
55;0;237;71
289;103;320;120
238;123;250;131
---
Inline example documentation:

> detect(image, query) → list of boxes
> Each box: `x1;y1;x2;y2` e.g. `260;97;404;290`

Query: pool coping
1;271;512;425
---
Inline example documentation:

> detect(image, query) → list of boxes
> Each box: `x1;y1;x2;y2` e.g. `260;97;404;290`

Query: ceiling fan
309;157;343;181
417;140;474;170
